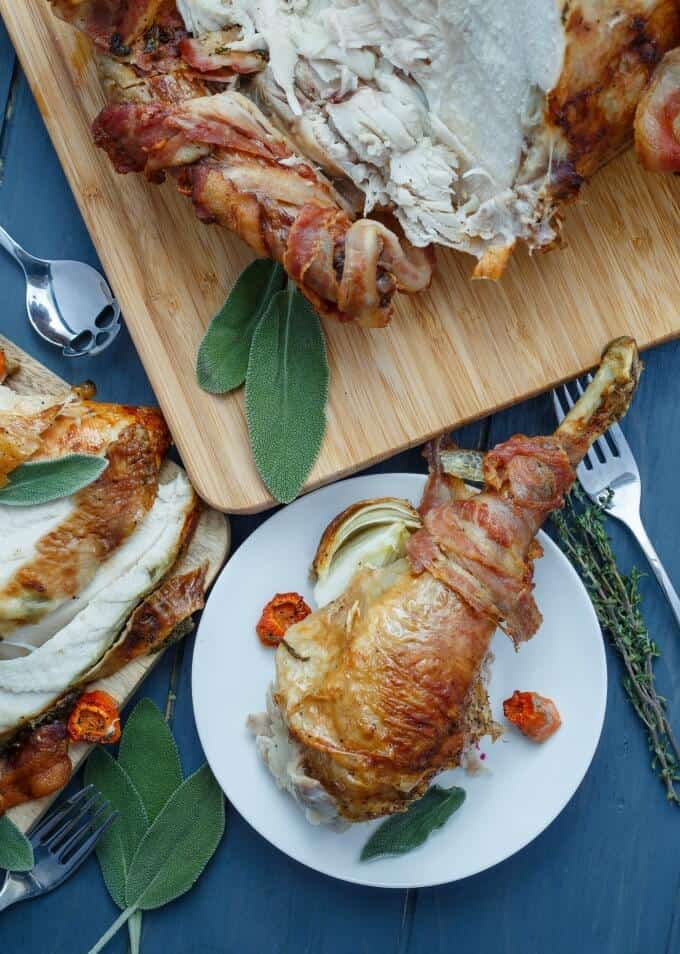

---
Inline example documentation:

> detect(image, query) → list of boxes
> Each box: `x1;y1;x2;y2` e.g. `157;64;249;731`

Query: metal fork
0;785;117;911
554;376;680;628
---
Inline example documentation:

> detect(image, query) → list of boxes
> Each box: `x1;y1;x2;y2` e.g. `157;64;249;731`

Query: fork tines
32;785;117;866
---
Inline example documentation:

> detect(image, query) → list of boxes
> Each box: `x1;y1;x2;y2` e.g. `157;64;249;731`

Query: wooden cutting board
0;335;230;835
2;2;680;514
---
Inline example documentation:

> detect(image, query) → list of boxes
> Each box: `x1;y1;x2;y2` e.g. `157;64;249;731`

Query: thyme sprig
551;486;680;804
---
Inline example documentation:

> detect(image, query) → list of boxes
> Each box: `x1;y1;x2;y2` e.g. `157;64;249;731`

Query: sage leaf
128;910;143;954
0;454;108;507
0;815;34;872
124;763;225;911
118;699;182;823
197;260;286;393
246;284;328;503
360;785;466;861
84;748;148;908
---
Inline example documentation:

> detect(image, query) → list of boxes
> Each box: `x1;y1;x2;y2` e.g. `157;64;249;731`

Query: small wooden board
2;2;680;514
0;335;230;834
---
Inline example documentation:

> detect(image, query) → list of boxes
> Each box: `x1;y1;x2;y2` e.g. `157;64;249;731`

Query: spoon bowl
0;225;121;357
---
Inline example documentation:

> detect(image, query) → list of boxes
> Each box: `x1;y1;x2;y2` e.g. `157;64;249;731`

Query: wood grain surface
0;334;230;837
2;1;680;514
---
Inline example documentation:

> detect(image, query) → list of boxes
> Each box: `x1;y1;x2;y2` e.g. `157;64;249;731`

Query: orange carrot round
503;690;561;742
256;592;311;647
67;690;121;744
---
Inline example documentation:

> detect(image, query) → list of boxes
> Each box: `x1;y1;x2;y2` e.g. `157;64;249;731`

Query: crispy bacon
91;91;430;323
484;436;575;515
180;32;266;76
50;1;433;325
0;723;71;815
635;48;680;172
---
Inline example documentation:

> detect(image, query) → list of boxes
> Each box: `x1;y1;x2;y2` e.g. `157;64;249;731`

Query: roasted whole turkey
249;338;641;824
49;0;680;325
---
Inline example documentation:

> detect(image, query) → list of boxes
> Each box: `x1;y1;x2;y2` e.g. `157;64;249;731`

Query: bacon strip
408;435;573;644
180;31;266;76
49;0;433;325
94;92;432;323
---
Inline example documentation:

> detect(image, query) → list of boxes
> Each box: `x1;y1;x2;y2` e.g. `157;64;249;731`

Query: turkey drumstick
251;338;641;823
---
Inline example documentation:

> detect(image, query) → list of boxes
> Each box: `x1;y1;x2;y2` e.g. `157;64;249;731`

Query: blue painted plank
0;20;16;128
3;19;680;954
0;67;151;406
406;339;680;954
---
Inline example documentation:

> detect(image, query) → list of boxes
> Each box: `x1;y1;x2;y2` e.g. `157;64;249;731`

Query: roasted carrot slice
67;690;121;744
503;690;561;742
256;592;311;647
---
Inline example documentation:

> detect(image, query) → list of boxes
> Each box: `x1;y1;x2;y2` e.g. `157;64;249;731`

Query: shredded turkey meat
48;0;680;323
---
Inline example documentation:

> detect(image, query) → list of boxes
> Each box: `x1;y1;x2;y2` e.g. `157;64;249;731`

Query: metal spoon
0;224;121;357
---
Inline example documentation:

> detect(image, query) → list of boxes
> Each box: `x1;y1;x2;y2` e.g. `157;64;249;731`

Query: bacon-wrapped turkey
48;1;679;323
249;338;640;823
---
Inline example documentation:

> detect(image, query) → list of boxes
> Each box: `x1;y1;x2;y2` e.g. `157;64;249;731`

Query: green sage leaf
127;909;143;954
84;748;148;908
0;454;108;507
118;699;182;823
0;815;34;871
197;260;286;393
246;284;328;504
360;785;466;861
124;763;225;911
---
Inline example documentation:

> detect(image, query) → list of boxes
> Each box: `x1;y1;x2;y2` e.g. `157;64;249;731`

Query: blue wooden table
2;23;680;953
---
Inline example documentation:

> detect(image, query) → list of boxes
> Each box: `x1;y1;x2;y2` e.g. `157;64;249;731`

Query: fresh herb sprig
196;260;329;504
551;487;680;804
0;815;34;872
84;699;225;954
361;785;466;861
0;454;107;507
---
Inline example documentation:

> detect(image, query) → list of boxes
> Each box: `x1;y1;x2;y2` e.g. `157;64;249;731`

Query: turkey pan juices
47;0;680;325
0;340;229;818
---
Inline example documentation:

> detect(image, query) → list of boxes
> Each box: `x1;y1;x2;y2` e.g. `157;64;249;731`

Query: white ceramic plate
192;474;606;888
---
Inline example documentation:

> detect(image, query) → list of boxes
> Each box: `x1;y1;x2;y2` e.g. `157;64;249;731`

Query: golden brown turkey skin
635;47;680;172
547;0;680;196
272;339;641;822
0;400;170;635
275;442;573;821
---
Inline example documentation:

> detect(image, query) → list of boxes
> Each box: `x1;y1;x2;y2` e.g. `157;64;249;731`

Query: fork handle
622;512;680;629
0;871;30;911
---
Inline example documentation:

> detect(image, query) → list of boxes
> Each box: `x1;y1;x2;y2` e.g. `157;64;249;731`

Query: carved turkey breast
0;346;228;815
49;0;680;323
